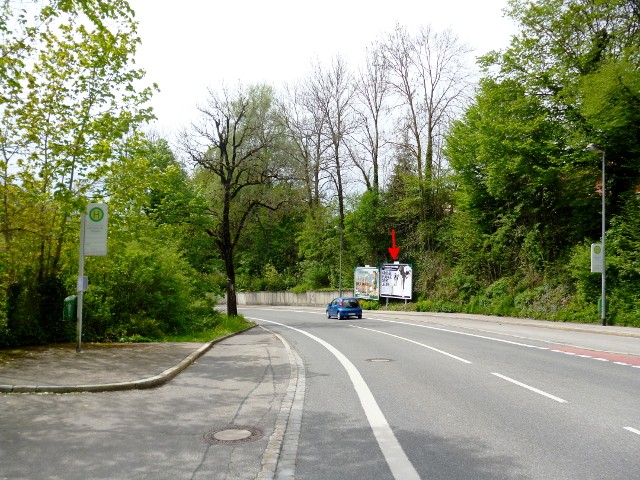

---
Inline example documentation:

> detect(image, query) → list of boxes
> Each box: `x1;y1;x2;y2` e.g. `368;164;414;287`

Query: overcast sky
128;0;517;136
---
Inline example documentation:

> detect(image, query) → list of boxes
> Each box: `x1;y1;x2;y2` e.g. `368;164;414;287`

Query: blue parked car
326;297;363;319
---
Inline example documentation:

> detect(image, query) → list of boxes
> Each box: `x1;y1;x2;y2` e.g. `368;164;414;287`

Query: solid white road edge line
352;325;472;364
623;426;640;436
491;372;568;403
249;317;421;480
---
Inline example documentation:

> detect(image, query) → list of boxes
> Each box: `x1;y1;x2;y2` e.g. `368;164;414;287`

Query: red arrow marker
388;229;400;261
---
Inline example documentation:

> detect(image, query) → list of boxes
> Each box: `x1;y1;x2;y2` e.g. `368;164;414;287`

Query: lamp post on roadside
335;225;343;296
586;143;606;326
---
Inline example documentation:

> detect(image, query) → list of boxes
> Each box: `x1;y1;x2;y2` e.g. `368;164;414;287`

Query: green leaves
0;0;161;344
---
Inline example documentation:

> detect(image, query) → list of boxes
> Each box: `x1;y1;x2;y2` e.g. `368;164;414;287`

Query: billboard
354;266;380;300
380;263;412;300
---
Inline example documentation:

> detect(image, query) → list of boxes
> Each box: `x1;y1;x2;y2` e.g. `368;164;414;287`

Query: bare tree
277;82;330;209
351;42;391;194
382;24;427;221
307;56;356;234
413;26;473;219
179;84;285;316
382;23;473;221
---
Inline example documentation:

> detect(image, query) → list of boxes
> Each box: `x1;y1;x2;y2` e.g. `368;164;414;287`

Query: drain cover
203;426;263;445
367;358;393;362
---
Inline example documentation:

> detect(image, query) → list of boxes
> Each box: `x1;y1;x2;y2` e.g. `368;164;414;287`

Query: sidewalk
0;335;234;394
0;326;302;480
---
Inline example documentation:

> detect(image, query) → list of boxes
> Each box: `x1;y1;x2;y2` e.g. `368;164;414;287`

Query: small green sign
88;206;105;222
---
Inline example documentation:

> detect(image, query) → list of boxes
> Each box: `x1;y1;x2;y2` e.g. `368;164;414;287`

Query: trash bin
63;295;77;321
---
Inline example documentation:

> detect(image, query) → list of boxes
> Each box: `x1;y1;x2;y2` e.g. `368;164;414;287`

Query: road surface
245;307;640;480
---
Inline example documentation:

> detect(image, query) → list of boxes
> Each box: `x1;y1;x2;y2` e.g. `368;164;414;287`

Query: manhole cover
367;358;393;363
203;426;264;445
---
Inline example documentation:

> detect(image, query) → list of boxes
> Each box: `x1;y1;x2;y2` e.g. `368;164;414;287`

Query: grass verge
162;315;255;342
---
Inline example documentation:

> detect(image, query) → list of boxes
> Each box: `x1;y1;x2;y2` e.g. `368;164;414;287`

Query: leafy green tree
447;77;599;277
487;0;640;213
0;0;155;345
578;58;640;209
105;135;214;270
235;203;306;291
606;195;640;324
345;189;389;266
295;205;336;290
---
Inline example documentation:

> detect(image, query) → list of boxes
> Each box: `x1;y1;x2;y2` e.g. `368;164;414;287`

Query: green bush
82;237;216;341
468;278;517;316
358;299;380;310
296;260;331;291
514;283;572;320
416;299;459;313
385;301;417;311
5;274;69;346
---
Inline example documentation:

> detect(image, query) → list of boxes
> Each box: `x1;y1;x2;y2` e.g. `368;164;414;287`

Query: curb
0;325;256;394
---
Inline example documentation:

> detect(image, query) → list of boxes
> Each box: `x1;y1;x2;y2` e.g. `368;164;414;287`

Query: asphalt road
2;307;638;479
244;307;640;480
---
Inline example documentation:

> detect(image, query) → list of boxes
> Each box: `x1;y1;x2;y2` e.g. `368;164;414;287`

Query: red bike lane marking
550;345;640;366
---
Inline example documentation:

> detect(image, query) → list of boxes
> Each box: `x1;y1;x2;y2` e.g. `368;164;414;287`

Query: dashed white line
624;427;640;436
352;325;472;364
491;373;568;403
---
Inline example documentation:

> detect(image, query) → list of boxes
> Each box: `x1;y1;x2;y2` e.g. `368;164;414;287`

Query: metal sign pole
76;214;85;353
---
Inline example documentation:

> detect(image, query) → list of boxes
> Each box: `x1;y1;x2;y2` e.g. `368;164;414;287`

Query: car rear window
345;299;359;307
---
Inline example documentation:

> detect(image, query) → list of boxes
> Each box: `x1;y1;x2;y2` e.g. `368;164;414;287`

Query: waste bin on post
63;295;77;322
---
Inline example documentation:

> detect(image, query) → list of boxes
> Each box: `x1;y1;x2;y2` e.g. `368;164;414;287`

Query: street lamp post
335;225;343;296
586;143;606;326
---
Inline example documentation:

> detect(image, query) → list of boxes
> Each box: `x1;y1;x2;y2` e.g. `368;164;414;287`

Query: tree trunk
224;249;238;317
222;183;238;317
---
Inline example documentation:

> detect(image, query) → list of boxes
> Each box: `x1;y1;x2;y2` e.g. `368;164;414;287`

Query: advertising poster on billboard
380;263;412;300
354;266;380;300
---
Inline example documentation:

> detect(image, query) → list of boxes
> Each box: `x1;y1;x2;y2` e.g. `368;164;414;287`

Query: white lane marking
249;317;421;480
372;318;549;350
352;325;472;364
553;350;576;355
624;427;640;436
491;373;568;404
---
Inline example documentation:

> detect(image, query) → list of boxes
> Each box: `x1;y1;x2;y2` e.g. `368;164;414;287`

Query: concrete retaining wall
225;291;342;307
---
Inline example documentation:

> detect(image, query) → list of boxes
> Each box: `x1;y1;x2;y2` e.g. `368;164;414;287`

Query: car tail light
339;300;344;306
